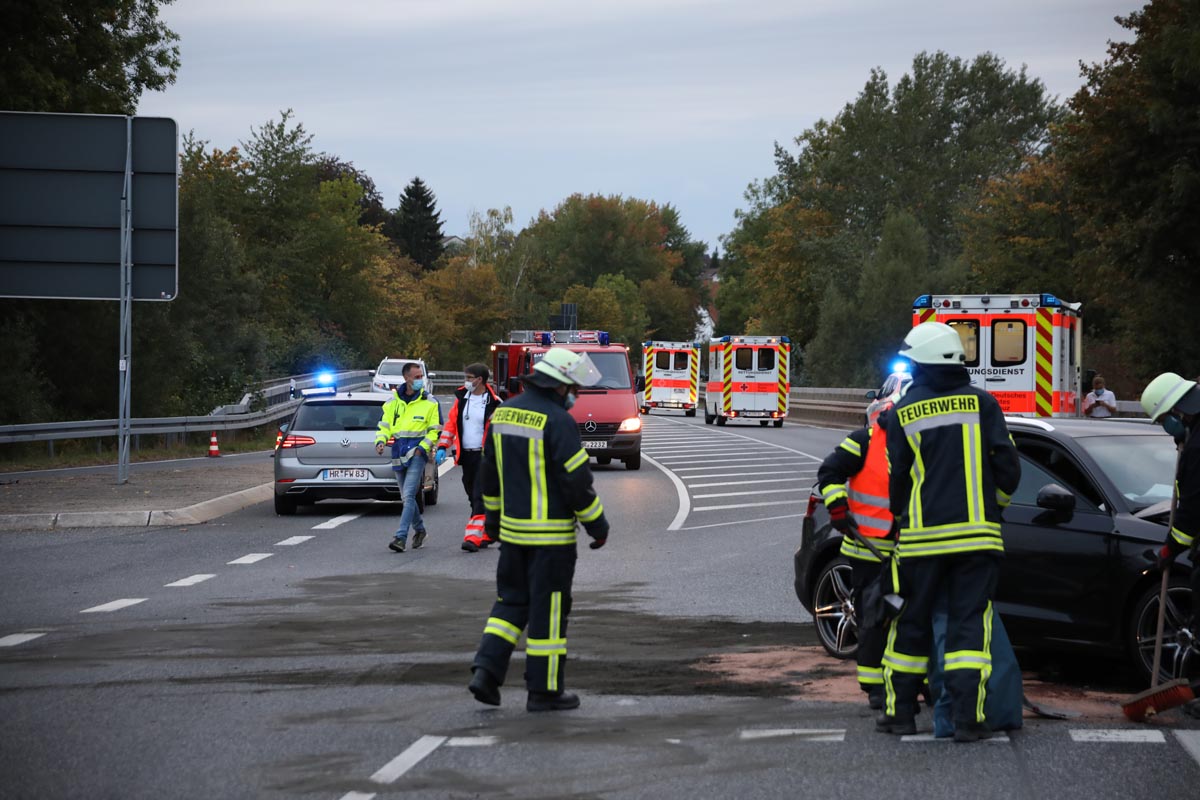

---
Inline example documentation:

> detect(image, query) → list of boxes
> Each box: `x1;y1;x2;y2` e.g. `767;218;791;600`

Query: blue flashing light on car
890;359;910;374
1040;293;1062;308
913;294;933;308
316;371;336;386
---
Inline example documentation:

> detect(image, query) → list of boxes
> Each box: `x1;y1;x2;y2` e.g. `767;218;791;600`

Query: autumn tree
386;177;446;270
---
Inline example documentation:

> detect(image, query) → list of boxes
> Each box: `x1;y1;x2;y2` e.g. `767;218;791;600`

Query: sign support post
118;117;134;484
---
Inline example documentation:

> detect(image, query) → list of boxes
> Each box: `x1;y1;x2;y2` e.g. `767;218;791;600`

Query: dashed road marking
688;477;804;488
1176;731;1200;768
693;488;798;500
312;513;362;530
164;574;216;587
1069;729;1165;743
227;553;273;565
338;734;448;800
275;535;314;546
80;598;146;613
0;632;46;647
446;736;498;747
694;499;805;512
656;455;807;465
739;728;846;741
681;470;798;481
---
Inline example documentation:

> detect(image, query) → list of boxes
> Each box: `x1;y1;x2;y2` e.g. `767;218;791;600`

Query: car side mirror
635;376;646;392
368;370;376;377
426;371;437;379
865;389;878;400
1036;483;1076;516
507;377;520;394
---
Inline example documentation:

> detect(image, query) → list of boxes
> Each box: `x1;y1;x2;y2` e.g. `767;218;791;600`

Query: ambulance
490;330;643;469
704;335;791;427
911;293;1083;417
640;340;701;417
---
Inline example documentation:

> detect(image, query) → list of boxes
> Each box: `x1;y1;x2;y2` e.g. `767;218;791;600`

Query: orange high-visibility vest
847;423;893;539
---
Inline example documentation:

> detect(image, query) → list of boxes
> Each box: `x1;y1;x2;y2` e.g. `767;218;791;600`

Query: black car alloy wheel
812;557;858;659
1130;577;1197;683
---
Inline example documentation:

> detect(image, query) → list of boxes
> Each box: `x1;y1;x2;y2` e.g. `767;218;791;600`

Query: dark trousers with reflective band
473;542;576;693
883;552;999;723
851;558;886;693
459;449;485;516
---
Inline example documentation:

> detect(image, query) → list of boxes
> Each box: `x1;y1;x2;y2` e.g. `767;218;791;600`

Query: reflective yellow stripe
898;536;1004;558
500;515;576;532
564;448;589;473
576;497;603;523
1171;526;1194;548
858;665;884;685
839;536;895;562
530;438;547;521
882;648;929;675
484;617;522;645
822;483;848;504
908;432;925;530
483;494;501;511
839;437;862;457
500;530;577;546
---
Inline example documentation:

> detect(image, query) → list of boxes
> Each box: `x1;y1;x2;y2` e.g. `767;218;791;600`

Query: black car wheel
625;453;641;470
274;493;297;516
1129;576;1197;683
716;415;727;426
704;409;715;424
812;556;858;660
685;408;697;418
773;420;783;428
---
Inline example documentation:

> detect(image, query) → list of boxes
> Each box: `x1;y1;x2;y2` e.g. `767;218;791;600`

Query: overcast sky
138;0;1135;250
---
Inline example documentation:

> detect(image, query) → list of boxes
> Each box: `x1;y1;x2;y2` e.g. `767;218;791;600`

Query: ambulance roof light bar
717;335;791;344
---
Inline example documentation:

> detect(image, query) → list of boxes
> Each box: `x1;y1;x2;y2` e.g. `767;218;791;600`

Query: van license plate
325;468;369;480
581;440;607;449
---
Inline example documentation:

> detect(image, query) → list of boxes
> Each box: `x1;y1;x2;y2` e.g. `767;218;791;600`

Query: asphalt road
2;414;1198;799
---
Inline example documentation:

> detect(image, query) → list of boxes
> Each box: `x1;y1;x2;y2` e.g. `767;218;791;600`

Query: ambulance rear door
942;313;1036;415
729;343;776;413
651;346;696;408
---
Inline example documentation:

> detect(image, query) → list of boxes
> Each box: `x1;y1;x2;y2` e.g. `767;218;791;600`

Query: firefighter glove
435;447;447;466
1157;543;1178;571
828;500;852;534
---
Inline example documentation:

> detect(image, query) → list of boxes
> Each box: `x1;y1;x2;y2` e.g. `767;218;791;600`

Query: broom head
1121;678;1194;722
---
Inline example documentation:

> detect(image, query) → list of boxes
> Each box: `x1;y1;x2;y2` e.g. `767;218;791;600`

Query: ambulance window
673;351;689;371
758;348;776;371
947;321;979;367
735;348;754;371
655;351;671;370
992;320;1026;366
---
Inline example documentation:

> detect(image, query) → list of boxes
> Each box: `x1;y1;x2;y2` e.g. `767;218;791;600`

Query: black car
794;416;1195;682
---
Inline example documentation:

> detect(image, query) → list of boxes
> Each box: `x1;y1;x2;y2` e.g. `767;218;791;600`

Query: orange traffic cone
207;431;221;457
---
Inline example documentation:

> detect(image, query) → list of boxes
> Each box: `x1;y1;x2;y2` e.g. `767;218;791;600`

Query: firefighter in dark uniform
880;322;1021;742
468;347;610;712
817;376;909;709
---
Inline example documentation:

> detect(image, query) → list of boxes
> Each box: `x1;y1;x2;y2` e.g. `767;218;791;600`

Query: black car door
995;449;1118;650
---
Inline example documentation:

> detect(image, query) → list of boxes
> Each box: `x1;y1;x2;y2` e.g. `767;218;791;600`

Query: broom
1121;439;1195;722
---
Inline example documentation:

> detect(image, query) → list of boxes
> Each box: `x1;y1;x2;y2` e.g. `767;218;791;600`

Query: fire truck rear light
280;435;316;448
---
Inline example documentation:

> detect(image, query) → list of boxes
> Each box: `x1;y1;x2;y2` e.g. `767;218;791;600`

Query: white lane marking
679;513;803;531
672;460;808;471
312;513;362;530
693;488;799;500
446;736;498;747
339;793;375;800
1176;731;1200;768
902;733;1010;743
164;574;216;587
688;477;806;488
275;535;314;546
643;453;691;531
655;455;807;465
739;728;845;741
1069;729;1165;743
645;445;747;454
0;633;47;647
228;553;273;565
653;415;826;461
437;460;455;477
81;598;147;613
694;500;805;512
682;470;799;480
369;735;447;783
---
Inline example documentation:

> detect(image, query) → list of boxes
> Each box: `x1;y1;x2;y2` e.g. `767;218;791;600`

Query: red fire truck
490;330;643;470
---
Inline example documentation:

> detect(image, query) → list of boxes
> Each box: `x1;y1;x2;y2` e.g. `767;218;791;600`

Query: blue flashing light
719;335;731;343
599;331;610;346
1040;293;1062;308
644;340;653;347
316;371;336;386
890;359;910;374
301;386;337;398
913;294;933;309
539;332;552;346
781;336;791;344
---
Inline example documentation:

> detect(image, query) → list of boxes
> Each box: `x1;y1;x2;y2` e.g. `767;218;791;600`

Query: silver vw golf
273;389;439;515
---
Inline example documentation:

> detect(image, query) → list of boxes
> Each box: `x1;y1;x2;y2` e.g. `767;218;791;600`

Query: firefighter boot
953;722;994;743
468;668;501;706
526;690;580;712
867;687;885;710
875;713;917;735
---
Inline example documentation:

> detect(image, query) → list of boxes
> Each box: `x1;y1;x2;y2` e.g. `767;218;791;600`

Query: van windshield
585;352;632;390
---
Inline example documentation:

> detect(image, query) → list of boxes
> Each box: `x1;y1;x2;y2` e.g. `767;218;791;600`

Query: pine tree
386;177;446;270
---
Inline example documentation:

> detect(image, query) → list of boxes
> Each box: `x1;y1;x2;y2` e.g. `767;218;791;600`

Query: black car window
1014;440;1105;511
1010;455;1101;512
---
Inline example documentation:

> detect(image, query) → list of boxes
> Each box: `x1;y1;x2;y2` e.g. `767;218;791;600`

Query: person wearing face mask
468;347;610;712
1141;372;1200;684
374;362;441;553
435;363;503;552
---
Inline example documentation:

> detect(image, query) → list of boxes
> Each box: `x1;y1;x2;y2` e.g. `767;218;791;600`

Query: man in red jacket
437;363;502;552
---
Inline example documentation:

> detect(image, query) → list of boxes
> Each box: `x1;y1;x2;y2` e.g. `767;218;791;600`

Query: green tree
1059;0;1200;380
386;177;446;270
0;0;180;115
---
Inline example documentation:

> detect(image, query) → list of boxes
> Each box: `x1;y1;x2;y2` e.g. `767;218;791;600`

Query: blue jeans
394;452;427;540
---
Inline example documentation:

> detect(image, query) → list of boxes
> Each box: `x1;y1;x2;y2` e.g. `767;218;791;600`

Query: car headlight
618;417;642;433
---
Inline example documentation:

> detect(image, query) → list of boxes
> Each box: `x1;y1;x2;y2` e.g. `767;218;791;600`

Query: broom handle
1151;441;1186;688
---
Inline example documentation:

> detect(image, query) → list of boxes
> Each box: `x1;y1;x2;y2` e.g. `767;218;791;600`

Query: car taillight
280;434;316;448
805;492;821;518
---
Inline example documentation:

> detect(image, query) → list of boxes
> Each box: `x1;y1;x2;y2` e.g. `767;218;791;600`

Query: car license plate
581;440;607;449
324;468;369;480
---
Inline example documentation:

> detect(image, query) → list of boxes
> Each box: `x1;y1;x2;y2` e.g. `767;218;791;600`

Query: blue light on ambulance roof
1040;293;1062;308
781;336;791;344
599;331;610;346
913;294;933;308
316;371;335;386
891;359;910;374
